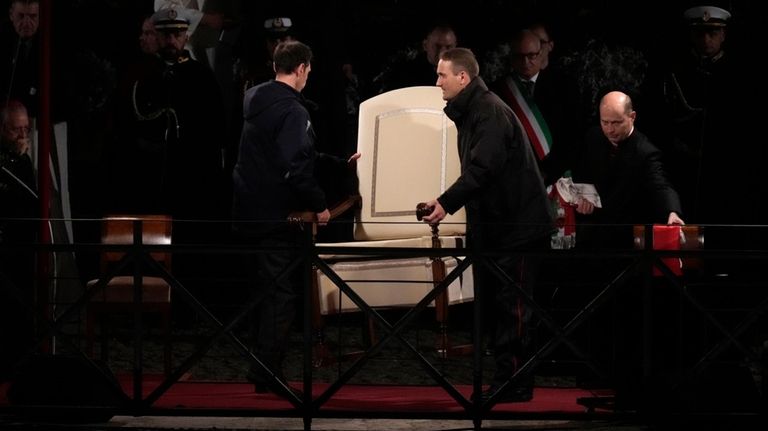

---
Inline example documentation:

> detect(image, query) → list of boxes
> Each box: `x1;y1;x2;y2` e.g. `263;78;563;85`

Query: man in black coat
422;48;554;403
572;90;685;408
0;100;37;381
573;90;684;248
662;6;744;226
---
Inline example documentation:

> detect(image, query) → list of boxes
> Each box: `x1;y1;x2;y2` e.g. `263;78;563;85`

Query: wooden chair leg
311;266;335;368
434;290;473;358
311;268;375;368
432;257;472;358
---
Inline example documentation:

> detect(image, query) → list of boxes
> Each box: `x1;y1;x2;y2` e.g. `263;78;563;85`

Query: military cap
152;5;193;31
683;5;731;27
264;17;293;35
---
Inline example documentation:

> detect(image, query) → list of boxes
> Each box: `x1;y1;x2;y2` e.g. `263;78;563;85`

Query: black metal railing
1;219;767;429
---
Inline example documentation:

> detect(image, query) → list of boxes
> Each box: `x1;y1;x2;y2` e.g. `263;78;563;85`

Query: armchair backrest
354;86;465;241
100;214;173;272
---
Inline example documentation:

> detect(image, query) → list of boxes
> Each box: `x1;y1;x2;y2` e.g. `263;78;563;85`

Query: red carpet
2;375;615;414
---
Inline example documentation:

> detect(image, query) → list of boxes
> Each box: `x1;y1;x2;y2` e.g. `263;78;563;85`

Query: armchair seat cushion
316;236;473;315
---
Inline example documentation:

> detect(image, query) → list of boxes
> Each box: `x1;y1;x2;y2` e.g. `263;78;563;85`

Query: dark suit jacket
491;68;575;186
533;67;585;186
573;126;682;248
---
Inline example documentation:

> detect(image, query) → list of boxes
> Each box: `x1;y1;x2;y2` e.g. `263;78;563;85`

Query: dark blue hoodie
232;80;326;233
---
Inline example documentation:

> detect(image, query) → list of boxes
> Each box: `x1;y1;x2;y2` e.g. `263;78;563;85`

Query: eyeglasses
513;50;541;61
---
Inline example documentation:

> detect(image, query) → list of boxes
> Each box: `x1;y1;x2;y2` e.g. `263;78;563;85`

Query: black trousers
0;244;35;381
240;226;306;383
475;237;548;388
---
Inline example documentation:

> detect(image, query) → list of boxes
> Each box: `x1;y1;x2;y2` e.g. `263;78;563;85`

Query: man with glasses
493;30;547;159
492;29;571;186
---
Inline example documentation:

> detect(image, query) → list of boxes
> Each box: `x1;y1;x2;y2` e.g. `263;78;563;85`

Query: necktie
521;80;535;98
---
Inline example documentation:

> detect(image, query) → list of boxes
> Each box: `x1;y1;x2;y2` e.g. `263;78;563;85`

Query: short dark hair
440;47;479;78
273;40;312;74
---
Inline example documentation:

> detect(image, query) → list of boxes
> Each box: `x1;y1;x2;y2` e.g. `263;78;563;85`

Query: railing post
471;244;483;429
301;219;314;430
132;219;144;406
641;224;654;407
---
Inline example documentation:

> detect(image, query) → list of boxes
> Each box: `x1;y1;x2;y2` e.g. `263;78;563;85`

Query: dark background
2;0;765;230
4;0;761;150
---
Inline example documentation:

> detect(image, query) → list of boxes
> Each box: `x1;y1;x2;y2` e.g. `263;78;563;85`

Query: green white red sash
499;76;553;161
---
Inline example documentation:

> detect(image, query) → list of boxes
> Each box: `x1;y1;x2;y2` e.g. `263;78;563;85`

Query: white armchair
313;86;474;362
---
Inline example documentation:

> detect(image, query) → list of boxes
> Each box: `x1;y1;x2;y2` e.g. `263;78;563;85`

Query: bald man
570;91;686;409
573;91;683;248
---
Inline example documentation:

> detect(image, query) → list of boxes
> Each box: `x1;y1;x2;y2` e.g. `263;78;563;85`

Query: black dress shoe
251;378;302;398
247;370;287;394
252;382;270;393
473;386;533;403
247;372;271;393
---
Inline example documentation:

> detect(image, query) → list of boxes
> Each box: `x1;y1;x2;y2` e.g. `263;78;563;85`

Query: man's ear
459;70;468;86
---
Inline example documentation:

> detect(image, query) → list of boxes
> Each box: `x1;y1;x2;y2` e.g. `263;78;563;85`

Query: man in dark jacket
572;91;684;407
573;90;684;248
0;100;36;381
231;40;338;394
422;47;554;403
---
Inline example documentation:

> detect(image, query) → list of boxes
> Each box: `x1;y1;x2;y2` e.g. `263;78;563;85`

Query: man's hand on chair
667;211;684;225
316;209;331;226
347;152;361;164
421;200;446;224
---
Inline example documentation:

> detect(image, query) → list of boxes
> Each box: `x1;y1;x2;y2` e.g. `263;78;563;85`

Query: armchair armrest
287;195;362;224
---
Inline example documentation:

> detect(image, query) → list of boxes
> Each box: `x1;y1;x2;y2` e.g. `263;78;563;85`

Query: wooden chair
85;214;173;375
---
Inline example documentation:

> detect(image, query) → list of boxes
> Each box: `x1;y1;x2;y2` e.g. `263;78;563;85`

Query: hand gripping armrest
287;195;362;224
